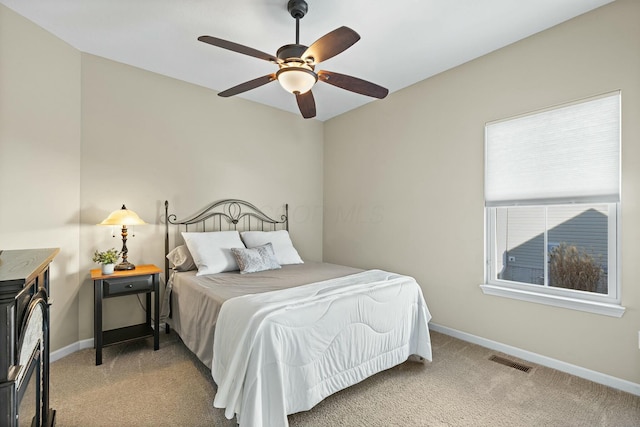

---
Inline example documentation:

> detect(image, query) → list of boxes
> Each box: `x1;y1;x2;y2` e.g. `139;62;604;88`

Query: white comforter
212;269;432;427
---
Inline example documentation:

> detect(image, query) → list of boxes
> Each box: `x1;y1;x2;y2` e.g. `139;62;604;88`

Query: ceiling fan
198;0;389;119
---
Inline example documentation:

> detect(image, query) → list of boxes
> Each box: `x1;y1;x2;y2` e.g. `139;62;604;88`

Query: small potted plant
93;248;120;275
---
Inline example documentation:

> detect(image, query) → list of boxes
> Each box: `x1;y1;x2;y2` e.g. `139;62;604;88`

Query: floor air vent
489;355;532;373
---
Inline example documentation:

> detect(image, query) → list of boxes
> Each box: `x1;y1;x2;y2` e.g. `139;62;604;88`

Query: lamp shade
276;66;317;94
98;205;146;226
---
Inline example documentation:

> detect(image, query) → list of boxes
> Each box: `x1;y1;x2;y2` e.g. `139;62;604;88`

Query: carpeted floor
49;331;640;426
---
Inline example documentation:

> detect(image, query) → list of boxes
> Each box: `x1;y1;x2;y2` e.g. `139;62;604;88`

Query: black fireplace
0;249;58;427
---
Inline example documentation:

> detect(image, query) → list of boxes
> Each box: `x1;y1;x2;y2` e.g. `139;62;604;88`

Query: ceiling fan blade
295;91;316;119
318;70;389;99
198;36;279;64
302;27;360;64
218;74;277;97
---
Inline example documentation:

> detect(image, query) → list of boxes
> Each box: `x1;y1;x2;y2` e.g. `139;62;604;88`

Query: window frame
481;92;624;318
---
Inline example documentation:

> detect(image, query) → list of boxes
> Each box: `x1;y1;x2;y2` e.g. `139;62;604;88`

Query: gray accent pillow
230;243;281;274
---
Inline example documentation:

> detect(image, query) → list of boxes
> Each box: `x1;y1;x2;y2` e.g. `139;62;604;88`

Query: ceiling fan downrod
288;0;308;45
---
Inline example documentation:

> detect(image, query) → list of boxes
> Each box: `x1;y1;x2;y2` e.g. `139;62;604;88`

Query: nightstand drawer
104;276;152;296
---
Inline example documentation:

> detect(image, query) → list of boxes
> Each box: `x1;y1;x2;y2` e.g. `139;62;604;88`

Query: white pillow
166;244;196;272
240;230;303;265
182;231;245;276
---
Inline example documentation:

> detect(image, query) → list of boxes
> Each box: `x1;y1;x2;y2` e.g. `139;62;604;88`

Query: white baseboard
429;322;640;397
49;323;167;363
50;338;94;363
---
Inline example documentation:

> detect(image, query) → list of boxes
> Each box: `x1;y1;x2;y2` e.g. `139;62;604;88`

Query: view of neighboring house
497;206;608;293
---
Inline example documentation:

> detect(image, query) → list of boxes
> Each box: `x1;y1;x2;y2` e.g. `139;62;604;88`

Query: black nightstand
91;264;161;365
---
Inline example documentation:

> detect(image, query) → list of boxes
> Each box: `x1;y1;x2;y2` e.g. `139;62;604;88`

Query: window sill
480;284;625;318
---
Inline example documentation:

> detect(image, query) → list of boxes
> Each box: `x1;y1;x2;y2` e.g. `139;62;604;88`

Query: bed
163;199;432;427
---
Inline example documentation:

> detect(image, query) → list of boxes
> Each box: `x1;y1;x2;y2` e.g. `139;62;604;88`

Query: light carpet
49;331;640;426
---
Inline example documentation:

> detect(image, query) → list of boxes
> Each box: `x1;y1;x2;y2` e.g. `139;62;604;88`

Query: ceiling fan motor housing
277;44;309;63
287;0;308;19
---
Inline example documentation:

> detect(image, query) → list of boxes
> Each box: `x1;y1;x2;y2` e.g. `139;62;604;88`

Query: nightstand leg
153;273;159;350
94;279;103;365
146;292;151;326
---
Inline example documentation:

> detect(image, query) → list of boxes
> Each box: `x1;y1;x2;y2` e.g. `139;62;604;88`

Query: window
482;92;623;317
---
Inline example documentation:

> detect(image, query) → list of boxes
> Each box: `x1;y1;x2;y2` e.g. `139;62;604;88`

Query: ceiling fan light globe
276;67;317;94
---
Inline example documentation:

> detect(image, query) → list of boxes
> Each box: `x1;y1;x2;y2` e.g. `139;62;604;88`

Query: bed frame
163;199;289;328
164;198;288;267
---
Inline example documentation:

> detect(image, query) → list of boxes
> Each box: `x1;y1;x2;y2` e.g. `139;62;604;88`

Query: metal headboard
164;199;289;282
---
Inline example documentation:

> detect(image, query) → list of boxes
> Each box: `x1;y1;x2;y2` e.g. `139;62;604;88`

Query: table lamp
98;204;147;270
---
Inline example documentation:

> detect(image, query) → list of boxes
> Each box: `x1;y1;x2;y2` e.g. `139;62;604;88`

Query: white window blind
485;92;621;207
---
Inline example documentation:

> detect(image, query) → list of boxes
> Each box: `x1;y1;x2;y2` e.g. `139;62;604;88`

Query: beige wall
1;4;324;347
0;6;82;351
3;0;639;387
78;54;324;335
324;0;640;384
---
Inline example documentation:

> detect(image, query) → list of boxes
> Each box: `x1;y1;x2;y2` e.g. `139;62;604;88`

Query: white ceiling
1;0;614;121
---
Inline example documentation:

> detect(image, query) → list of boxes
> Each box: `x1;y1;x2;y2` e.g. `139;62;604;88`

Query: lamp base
115;261;136;271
